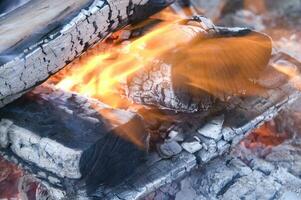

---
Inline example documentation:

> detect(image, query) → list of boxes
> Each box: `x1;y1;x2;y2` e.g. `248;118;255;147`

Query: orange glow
169;31;272;99
51;14;272;108
241;120;290;150
52;17;208;107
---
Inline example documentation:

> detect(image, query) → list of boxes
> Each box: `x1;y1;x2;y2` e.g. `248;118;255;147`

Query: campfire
0;0;301;199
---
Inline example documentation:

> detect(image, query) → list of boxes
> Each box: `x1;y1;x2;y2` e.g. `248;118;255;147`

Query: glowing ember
240;120;291;157
0;156;23;199
0;156;50;199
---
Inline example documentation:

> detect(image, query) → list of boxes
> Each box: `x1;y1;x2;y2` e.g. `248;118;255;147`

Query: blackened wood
1;53;300;199
81;53;301;200
0;0;173;108
0;85;149;188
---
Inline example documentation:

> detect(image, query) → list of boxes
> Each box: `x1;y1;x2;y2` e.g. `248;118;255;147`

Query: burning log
0;52;299;199
125;16;272;112
87;53;301;200
0;85;149;190
0;0;173;108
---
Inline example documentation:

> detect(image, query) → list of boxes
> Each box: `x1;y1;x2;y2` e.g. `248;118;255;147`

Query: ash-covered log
92;52;301;200
125;16;272;112
0;52;300;199
0;0;174;108
0;85;149;191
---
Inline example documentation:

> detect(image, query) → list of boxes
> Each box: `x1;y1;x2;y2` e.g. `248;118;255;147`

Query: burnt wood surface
0;0;173;108
96;90;300;199
125;17;272;112
81;53;301;199
0;53;299;199
0;85;149;195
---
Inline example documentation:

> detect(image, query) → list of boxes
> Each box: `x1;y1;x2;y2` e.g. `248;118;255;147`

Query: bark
125;16;272;112
0;0;173;107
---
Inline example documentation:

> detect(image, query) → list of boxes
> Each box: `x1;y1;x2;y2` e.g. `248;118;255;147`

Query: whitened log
0;84;149;190
90;53;301;200
0;0;173;107
0;52;298;200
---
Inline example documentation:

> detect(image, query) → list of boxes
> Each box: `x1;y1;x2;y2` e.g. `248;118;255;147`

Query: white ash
181;141;202;154
166;130;185;142
157;141;183;158
0;0;170;107
197;115;224;140
146;134;301;200
0;119;13;148
8;124;82;179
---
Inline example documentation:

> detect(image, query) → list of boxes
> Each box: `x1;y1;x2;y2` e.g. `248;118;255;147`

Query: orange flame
52;15;272;108
53;17;206;107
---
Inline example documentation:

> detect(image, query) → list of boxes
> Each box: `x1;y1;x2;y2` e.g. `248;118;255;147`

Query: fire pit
1;0;301;199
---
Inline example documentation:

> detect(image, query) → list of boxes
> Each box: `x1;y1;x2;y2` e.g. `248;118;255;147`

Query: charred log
0;0;173;108
0;52;299;199
86;52;301;200
0;85;149;192
125;17;272;112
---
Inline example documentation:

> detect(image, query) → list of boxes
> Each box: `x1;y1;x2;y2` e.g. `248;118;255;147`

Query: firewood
83;52;301;200
0;85;149;190
125;16;272;112
0;0;173;108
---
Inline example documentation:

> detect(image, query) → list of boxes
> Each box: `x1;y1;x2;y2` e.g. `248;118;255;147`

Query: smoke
0;0;31;17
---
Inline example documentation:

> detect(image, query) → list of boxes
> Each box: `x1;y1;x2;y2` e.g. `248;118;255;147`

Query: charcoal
146;130;301;200
0;0;173;107
93;55;300;199
197;115;224;140
0;85;149;190
157;141;183;158
181;141;203;154
0;119;13;148
1;76;297;199
166;130;185;142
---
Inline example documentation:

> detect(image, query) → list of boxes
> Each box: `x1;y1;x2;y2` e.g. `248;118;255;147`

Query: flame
168;31;272;99
272;60;301;90
53;16;202;107
52;13;272;108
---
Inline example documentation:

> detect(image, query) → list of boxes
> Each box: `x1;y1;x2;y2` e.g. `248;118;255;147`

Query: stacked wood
125;16;272;112
0;0;173;108
0;52;300;199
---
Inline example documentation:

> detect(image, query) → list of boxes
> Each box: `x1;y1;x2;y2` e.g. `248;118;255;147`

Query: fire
243;120;289;148
53;16;194;107
51;12;272;108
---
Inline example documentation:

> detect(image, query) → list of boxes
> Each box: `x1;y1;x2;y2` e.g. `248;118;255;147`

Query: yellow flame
48;11;275;148
53;18;207;107
52;12;272;107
